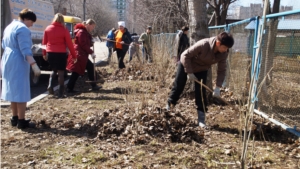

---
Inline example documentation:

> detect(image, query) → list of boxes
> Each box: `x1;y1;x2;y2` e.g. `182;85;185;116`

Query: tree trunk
188;0;209;44
83;0;86;21
220;8;228;25
260;0;280;98
214;6;221;26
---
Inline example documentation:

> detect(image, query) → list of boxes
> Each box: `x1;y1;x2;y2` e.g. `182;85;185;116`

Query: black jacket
178;33;190;60
114;28;132;52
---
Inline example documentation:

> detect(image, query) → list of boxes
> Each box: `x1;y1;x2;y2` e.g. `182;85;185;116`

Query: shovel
85;43;102;83
85;58;102;83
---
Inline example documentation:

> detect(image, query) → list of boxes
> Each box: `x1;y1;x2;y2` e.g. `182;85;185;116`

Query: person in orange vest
114;21;132;69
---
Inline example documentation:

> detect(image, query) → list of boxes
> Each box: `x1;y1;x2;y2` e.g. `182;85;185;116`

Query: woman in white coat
1;9;41;129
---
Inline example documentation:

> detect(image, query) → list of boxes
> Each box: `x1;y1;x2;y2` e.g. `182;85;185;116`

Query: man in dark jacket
167;32;234;129
114;21;132;69
173;26;190;62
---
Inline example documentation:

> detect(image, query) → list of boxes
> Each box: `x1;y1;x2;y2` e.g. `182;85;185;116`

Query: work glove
31;63;41;77
91;53;96;59
187;73;197;81
213;87;221;98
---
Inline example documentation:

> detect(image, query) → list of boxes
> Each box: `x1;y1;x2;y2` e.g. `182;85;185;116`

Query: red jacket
42;22;76;59
66;24;94;75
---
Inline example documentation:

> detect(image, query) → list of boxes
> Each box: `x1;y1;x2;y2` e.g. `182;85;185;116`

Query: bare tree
259;0;280;98
46;0;68;13
207;0;238;25
263;0;280;84
85;0;118;36
45;0;118;36
126;0;189;34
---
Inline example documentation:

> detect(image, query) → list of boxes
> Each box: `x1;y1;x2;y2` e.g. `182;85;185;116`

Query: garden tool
194;79;231;106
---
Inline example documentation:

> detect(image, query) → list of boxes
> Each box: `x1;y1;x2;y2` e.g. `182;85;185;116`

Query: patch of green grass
262;154;275;164
173;143;184;151
71;151;108;165
179;156;194;166
39;146;67;160
72;154;83;164
135;150;146;161
149;139;159;146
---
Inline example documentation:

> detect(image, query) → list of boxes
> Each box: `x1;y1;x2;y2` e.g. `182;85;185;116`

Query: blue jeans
107;47;113;59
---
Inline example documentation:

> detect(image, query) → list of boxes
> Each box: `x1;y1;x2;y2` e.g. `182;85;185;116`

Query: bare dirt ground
1;59;299;169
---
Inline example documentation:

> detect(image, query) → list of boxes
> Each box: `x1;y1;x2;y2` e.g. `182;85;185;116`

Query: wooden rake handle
194;79;231;106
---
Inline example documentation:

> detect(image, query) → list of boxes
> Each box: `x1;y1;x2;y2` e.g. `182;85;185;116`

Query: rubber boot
47;77;55;95
198;110;206;128
58;85;65;98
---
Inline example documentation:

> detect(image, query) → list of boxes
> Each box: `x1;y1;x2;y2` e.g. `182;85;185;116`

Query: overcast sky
236;0;300;10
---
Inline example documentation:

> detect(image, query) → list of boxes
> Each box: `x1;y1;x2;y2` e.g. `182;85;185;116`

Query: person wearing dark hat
139;26;153;63
166;32;234;129
173;26;190;62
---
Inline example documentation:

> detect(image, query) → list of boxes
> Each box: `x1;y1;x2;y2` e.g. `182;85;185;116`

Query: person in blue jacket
1;9;41;129
106;27;116;63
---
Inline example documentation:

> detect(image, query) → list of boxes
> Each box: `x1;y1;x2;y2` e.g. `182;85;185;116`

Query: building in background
230;3;294;19
111;0;127;21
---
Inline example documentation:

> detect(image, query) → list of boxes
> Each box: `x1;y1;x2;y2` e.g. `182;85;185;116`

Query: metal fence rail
209;10;300;137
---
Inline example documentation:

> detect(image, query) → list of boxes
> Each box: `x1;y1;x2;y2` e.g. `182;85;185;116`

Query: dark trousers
116;49;126;69
168;62;208;112
67;59;96;90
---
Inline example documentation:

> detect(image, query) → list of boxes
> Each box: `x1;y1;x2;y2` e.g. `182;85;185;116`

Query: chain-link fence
152;33;177;58
257;12;300;133
209;21;253;99
209;10;300;136
152;11;300;136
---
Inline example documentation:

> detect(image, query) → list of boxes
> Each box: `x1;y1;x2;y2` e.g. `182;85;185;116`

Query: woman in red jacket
42;13;77;98
66;19;101;92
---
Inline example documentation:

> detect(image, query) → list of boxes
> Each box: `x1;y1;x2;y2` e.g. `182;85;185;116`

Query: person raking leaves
166;32;234;129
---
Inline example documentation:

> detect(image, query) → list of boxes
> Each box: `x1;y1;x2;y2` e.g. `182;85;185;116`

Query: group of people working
1;8;234;129
106;22;154;67
43;14;101;97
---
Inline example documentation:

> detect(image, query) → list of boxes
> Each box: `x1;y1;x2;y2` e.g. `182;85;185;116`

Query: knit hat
118;21;125;27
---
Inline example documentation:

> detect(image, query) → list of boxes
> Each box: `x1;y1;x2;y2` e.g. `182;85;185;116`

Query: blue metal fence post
251;16;260;77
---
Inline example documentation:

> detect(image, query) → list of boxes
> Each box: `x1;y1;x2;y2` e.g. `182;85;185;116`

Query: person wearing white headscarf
114;21;132;69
